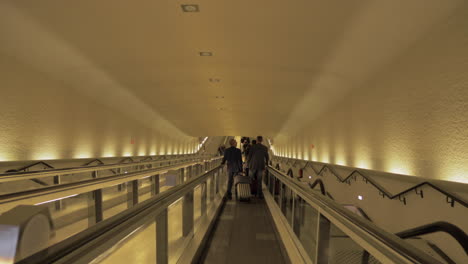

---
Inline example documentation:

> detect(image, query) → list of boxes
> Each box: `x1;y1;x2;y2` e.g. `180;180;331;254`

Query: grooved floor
202;198;287;264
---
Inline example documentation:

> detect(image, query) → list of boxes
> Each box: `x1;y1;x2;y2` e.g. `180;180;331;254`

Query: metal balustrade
12;158;225;264
265;165;443;264
3;156;450;264
0;158;222;213
0;155;201;184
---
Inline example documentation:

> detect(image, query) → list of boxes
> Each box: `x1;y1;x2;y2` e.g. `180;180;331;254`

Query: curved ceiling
0;0;465;137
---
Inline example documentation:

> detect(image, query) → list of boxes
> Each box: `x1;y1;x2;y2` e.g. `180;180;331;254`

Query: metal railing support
179;168;185;184
88;189;103;227
151;174;160;196
53;175;63;211
127;180;139;208
182;190;194;237
201;181;207;216
209;174;215;201
215;171;219;194
279;182;284;210
185;166;190;180
315;213;331;264
156;209;169;264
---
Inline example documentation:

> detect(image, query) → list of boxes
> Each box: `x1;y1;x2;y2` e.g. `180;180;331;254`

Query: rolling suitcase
234;173;251;201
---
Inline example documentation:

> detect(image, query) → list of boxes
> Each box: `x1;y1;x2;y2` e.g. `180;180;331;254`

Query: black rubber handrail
308;179;326;195
362;221;467;263
11;161;55;172
5;161;55;186
307;180;371;221
395;221;468;255
82;159;105;166
274;157;467;208
139;156;154;162
119;157;135;164
82;159;119;175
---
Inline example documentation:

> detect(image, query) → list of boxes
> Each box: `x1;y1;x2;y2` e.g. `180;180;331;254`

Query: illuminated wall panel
0;55;198;162
274;9;468;184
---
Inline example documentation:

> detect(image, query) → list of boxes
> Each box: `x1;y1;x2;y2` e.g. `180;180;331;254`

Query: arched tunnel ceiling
0;0;465;137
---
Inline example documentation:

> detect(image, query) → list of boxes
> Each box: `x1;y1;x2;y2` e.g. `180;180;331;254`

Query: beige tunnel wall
273;7;468;184
0;54;199;162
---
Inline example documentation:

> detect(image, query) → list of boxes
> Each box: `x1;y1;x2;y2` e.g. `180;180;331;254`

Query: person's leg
257;169;264;198
250;169;257;196
227;171;235;199
250;169;256;180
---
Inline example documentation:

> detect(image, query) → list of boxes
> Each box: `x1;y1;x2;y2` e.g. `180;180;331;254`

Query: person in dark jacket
221;138;243;199
242;138;250;155
247;136;269;198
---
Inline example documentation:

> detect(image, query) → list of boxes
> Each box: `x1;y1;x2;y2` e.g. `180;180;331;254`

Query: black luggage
234;173;251;201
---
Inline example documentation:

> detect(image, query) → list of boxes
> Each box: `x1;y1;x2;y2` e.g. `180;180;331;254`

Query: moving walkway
0;159;466;264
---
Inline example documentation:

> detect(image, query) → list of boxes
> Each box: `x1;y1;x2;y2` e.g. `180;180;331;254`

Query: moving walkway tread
201;198;288;264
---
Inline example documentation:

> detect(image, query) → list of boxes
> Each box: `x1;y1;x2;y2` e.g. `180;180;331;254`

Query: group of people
221;136;269;199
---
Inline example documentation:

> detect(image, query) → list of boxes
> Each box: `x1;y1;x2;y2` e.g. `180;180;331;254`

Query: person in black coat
247;136;269;198
221;139;243;199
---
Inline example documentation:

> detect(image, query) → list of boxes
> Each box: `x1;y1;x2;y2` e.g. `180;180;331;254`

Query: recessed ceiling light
358;195;363;200
199;51;213;56
181;4;199;12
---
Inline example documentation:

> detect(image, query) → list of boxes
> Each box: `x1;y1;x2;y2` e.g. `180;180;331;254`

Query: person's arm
265;149;270;166
247;146;253;164
221;149;228;165
237;149;243;171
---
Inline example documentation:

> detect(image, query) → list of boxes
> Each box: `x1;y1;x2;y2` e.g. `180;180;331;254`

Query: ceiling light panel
181;4;199;12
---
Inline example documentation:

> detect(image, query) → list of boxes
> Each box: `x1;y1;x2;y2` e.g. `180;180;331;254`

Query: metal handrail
16;164;224;264
0;155;199;183
267;165;443;264
273;157;468;208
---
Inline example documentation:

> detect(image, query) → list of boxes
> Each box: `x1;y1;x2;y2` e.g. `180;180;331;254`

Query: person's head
252;140;257;145
256;136;263;143
229;138;237;147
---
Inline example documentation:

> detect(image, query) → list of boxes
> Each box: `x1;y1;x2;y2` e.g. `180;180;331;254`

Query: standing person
247;136;269;198
244;141;251;157
243;141;251;177
221;139;243;200
242;138;250;155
